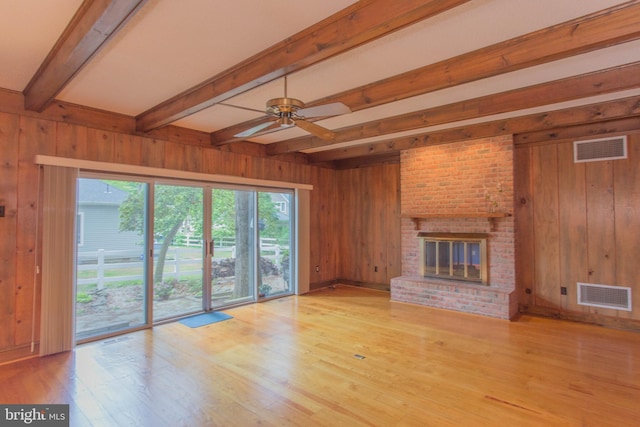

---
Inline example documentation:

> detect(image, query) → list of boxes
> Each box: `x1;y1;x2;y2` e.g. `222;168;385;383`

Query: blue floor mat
179;311;233;328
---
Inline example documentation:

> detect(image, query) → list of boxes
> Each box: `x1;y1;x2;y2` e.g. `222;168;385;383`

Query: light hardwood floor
1;285;639;426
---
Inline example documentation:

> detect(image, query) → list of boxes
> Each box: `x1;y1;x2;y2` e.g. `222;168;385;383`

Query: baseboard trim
520;304;640;333
0;344;39;366
309;279;391;293
309;280;338;292
335;279;390;292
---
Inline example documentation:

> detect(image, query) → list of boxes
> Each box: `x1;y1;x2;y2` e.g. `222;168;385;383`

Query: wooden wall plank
237;152;253;178
376;166;390;287
56;122;88;159
184;145;204;173
614;134;640;319
349;168;361;282
556;141;589;312
114;134;143;165
585;160;617;285
163;141;186;171
370;166;382;283
531;144;561;308
336;169;351;280
384;164;402;284
325;166;339;283
0;113;19;349
305;166;335;285
202;147;238;177
514;146;535;307
86;128;115;162
162;142;204;173
139;138;165;168
585;158;622;318
360;167;369;282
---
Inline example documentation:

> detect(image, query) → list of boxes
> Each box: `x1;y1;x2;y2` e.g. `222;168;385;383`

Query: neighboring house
270;192;290;222
77;179;143;255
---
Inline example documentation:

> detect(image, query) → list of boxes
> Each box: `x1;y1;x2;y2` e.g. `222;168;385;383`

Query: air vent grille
577;282;631;311
574;136;627;163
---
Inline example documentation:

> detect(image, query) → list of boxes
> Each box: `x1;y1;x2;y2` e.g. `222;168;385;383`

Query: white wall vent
574;136;627;163
577;283;632;311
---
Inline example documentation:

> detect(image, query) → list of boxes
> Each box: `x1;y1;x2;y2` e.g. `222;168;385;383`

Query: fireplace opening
418;233;488;285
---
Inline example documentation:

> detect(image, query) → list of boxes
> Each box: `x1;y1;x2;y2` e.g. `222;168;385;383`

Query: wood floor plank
0;285;639;426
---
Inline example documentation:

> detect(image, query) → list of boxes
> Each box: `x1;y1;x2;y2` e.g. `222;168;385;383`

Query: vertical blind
40;165;78;356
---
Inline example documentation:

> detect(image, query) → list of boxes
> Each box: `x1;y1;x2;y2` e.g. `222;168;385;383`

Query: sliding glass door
257;191;293;298
152;184;204;321
76;176;296;341
75;177;149;340
210;189;256;308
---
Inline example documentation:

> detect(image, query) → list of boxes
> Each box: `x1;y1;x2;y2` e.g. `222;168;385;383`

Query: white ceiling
1;0;637;158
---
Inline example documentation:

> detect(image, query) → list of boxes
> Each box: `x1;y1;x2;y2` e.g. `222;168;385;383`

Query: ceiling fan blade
234;120;277;138
294;119;336;140
297;102;351;118
218;102;266;114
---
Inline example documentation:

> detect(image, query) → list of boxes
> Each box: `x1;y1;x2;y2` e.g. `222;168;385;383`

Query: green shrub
106;279;143;288
154;281;174;300
258;284;272;296
76;292;93;304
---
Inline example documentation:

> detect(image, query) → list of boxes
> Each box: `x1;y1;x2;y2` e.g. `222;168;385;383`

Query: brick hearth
391;275;517;319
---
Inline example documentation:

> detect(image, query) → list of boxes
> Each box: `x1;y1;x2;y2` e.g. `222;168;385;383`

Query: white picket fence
77;240;283;290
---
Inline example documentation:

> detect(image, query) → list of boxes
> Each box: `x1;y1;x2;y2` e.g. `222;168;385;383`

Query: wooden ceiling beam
136;0;472;133
332;152;401;169
213;1;640;147
23;0;147;112
514;117;640;145
267;62;640;155
307;96;640;162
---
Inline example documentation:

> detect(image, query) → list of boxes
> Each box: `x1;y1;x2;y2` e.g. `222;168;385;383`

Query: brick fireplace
391;136;518;319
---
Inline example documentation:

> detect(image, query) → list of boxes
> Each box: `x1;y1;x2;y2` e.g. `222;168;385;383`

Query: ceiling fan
221;76;351;140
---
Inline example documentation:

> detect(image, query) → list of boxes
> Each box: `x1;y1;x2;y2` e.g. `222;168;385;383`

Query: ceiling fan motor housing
266;97;305;115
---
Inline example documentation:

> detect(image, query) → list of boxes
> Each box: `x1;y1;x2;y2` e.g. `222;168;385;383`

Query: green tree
232;191;252;299
120;184;203;285
211;189;236;240
257;192;281;238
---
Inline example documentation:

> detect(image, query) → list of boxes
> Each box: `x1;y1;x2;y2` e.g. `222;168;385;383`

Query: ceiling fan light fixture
280;115;293;126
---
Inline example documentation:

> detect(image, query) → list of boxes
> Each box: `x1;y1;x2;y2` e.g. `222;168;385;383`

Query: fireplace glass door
420;234;487;284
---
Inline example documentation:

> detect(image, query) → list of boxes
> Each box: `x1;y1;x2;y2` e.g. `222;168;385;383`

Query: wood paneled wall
515;133;640;328
308;167;339;287
335;164;402;289
0;112;339;363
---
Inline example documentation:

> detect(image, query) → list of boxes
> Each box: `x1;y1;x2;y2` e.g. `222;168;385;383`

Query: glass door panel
153;184;204;321
211;189;255;308
75;178;148;341
452;242;465;279
257;191;293;298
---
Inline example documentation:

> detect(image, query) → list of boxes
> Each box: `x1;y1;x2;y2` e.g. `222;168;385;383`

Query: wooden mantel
402;212;512;230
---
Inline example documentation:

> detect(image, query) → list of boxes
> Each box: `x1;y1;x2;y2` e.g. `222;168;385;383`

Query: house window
76;212;84;247
275;201;286;213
